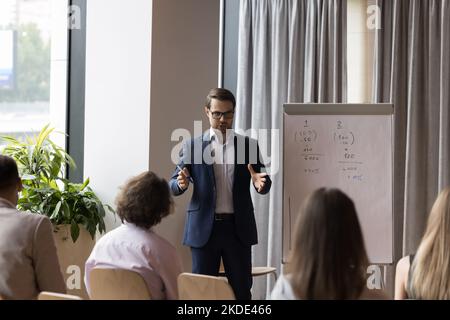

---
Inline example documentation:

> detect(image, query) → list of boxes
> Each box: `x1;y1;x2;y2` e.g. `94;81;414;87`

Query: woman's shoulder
270;274;297;300
397;255;411;271
395;255;412;287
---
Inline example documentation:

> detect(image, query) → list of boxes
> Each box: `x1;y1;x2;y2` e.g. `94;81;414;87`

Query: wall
84;0;221;272
84;0;152;232
150;0;221;271
49;0;68;149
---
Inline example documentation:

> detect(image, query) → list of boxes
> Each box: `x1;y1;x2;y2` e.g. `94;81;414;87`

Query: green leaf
80;178;90;191
39;198;48;214
50;153;62;178
65;153;77;170
105;204;115;213
86;222;96;240
1;136;22;146
49;201;62;220
70;221;80;242
97;202;105;218
36;124;53;148
62;201;71;221
98;219;106;234
2;124;111;239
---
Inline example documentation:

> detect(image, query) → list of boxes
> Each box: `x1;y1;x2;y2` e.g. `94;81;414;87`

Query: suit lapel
202;131;215;187
233;134;245;193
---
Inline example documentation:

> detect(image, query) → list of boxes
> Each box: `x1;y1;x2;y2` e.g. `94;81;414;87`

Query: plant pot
53;224;95;300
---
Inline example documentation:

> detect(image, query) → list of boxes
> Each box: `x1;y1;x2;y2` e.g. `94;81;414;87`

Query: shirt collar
123;220;154;233
209;128;234;145
0;197;15;209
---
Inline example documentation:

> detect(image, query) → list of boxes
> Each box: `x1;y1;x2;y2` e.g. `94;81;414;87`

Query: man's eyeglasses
210;111;234;120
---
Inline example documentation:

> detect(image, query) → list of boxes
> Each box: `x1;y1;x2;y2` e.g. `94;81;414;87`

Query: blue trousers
191;218;252;300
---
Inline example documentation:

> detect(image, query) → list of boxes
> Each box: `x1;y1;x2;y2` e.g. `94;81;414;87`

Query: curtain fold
236;0;347;299
373;0;450;294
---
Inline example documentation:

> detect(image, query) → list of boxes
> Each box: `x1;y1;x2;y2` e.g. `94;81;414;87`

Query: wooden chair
89;268;151;300
38;292;82;300
219;260;278;282
251;266;277;282
177;272;235;300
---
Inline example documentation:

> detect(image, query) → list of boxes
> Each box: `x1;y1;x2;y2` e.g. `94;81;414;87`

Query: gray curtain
235;0;347;299
373;0;450;294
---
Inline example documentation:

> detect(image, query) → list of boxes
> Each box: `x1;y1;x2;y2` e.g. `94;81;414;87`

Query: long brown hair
411;187;450;299
288;188;369;299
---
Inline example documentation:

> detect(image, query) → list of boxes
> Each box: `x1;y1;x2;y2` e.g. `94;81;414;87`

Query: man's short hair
115;171;173;229
0;155;20;191
205;88;236;110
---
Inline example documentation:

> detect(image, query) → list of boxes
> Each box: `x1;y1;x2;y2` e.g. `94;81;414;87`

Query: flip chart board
283;104;394;264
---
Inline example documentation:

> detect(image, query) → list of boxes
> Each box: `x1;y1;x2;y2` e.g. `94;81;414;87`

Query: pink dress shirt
84;223;182;300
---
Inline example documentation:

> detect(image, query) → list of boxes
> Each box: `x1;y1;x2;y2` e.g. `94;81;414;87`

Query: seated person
395;186;450;299
0;155;65;299
84;171;182;300
271;188;388;300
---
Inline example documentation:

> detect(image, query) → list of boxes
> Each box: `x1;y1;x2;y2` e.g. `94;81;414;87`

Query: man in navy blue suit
169;88;271;300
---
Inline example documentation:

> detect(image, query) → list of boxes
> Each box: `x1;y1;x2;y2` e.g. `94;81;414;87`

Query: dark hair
205;88;236;110
0;155;20;191
115;171;173;229
289;188;369;299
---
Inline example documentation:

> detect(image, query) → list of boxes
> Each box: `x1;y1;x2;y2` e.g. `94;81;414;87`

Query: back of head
411;186;450;299
115;171;173;229
289;188;369;299
0;155;19;195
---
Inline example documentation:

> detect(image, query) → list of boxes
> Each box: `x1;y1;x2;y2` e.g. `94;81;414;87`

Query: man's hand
177;167;191;190
248;164;267;193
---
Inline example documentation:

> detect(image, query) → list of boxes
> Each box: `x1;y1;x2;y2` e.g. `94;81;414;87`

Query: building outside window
0;0;69;148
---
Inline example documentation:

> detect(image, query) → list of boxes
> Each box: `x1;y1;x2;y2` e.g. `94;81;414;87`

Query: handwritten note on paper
283;104;394;264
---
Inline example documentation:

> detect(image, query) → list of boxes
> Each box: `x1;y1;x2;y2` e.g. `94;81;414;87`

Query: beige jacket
0;198;65;299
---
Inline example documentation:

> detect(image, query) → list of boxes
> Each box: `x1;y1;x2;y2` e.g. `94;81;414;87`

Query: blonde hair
411;187;450;299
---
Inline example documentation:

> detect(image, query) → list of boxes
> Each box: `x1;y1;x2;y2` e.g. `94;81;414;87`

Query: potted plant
1;124;114;298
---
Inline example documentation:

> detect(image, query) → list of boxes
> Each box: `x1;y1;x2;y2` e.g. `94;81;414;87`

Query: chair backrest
38;292;82;300
89;268;151;300
177;272;235;300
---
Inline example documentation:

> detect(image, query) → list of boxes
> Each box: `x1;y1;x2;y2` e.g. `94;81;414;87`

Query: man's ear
204;106;210;116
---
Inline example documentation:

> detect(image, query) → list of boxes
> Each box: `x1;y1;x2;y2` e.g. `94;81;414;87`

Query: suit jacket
169;131;271;248
0;198;65;300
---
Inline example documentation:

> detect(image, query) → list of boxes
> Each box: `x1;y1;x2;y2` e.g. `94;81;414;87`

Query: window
347;0;376;103
0;0;69;148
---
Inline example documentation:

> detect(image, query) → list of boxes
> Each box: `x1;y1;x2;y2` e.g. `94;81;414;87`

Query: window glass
0;0;68;148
